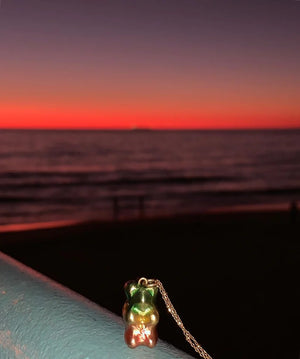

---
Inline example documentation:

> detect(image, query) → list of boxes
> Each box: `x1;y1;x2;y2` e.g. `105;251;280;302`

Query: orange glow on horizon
0;109;300;130
0;104;299;130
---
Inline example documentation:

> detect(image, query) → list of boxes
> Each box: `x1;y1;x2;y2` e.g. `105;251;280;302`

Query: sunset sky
0;0;299;129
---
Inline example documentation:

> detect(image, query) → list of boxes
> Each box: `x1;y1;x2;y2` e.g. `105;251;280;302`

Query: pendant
122;277;159;348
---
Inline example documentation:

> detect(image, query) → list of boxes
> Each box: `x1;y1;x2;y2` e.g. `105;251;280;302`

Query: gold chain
139;278;213;359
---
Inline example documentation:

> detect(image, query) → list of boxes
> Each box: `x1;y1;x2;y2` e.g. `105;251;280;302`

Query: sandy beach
0;208;299;358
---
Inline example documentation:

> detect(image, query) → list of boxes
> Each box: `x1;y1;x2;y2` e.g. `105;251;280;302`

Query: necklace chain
139;278;213;359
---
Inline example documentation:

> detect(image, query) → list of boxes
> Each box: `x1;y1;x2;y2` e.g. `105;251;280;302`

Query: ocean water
0;129;299;225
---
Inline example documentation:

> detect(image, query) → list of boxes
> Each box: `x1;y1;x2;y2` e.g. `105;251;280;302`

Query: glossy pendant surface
123;279;159;348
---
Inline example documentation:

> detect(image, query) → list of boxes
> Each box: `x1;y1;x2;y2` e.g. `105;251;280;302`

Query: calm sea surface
0;129;299;225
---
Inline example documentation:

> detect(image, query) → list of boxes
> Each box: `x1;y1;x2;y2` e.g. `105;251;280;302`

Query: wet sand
0;210;299;359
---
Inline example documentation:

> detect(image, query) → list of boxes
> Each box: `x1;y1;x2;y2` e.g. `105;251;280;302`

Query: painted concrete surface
0;251;194;359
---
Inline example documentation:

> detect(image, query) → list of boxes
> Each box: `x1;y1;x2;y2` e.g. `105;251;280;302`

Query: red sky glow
0;0;299;130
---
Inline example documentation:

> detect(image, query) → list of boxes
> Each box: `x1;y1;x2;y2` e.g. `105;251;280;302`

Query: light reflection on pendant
123;279;159;348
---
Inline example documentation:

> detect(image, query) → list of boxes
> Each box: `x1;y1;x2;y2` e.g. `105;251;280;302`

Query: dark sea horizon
0;128;299;226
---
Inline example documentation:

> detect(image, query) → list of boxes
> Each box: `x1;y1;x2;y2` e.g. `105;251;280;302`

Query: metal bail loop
138;277;148;286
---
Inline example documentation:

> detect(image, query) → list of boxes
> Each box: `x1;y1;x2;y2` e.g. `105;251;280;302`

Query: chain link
146;278;213;359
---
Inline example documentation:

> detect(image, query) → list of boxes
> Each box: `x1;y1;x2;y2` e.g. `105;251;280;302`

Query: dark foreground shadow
1;211;299;359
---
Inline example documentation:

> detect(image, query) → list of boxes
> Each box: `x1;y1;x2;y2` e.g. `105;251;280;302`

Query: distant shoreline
0;201;297;234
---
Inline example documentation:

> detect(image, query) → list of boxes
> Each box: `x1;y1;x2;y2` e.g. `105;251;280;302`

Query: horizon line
0;127;300;131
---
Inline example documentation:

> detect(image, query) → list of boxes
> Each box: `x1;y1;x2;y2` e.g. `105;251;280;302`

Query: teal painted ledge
0;251;194;359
